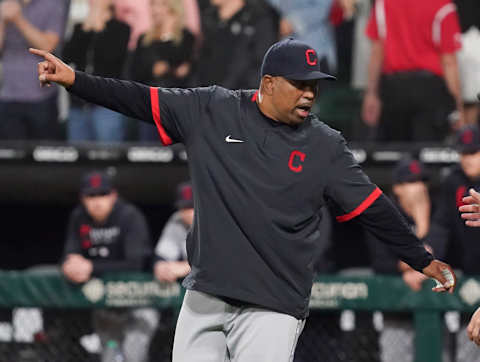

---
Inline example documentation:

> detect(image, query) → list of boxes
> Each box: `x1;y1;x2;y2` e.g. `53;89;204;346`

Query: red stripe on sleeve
150;87;173;146
336;187;383;223
251;91;258;102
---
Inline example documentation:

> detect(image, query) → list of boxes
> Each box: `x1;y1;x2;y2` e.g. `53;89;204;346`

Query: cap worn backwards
260;38;336;81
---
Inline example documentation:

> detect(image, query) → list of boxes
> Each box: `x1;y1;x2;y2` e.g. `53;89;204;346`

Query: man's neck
218;0;245;21
256;93;280;123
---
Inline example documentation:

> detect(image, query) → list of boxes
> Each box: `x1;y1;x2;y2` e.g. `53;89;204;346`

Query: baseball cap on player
392;157;429;184
175;181;194;209
455;125;480;154
261;38;336;81
80;171;114;196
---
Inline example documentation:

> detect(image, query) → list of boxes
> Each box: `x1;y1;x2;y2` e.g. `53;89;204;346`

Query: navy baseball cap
392;157;429;184
455;125;480;154
80;171;114;196
175;181;194;209
261;38;336;81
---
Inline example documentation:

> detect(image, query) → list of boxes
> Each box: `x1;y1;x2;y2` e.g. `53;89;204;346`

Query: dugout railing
0;269;478;362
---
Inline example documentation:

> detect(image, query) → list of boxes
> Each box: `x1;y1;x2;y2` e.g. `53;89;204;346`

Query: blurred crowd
0;0;478;143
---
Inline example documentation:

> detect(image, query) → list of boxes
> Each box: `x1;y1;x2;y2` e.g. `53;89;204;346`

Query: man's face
269;77;317;126
82;192;117;223
460;151;480;179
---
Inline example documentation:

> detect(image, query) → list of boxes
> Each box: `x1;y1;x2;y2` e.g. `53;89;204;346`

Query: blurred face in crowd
180;208;194;227
210;0;226;7
89;0;113;9
460;151;480;179
82;192;118;223
151;0;170;24
151;0;182;27
260;76;317;126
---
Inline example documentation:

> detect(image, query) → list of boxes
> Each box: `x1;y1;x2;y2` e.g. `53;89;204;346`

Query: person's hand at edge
29;48;75;88
422;259;456;293
468;307;480;345
460;188;480;227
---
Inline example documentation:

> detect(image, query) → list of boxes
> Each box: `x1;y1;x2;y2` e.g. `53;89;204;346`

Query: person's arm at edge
13;15;59;52
468;306;480;345
0;19;5;52
361;40;383;126
441;52;464;126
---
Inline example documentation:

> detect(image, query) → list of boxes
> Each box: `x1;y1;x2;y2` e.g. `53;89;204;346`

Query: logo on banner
82;278;105;303
459;279;480;306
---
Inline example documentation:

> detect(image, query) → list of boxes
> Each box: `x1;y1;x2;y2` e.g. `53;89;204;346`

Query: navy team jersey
70;72;433;318
63;198;151;274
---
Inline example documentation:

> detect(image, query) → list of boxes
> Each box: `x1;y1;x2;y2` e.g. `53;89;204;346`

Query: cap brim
457;145;480;154
284;71;336;81
81;187;113;196
176;201;194;209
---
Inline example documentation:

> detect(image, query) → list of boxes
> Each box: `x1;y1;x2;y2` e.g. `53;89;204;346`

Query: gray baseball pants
172;290;305;362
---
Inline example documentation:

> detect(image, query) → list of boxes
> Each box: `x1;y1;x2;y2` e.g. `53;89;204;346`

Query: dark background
0;142;454;271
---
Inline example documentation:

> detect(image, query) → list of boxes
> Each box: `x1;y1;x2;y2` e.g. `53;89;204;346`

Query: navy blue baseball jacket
63;198;150;274
69;71;433;318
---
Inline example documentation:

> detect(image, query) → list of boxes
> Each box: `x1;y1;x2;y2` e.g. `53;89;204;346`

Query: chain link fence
2;271;480;362
1;308;479;362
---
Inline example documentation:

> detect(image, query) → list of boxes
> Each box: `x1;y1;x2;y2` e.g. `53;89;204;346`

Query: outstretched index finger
29;48;61;66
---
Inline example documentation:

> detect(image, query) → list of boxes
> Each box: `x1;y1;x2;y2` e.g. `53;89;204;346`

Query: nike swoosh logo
225;135;244;143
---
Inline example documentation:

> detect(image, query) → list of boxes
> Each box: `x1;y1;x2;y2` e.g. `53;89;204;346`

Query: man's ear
261;75;275;96
392;184;402;198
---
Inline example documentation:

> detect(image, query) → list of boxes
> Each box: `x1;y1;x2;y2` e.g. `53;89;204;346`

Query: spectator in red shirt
361;0;463;142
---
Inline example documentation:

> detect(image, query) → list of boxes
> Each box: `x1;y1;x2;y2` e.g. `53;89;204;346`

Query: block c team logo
305;49;317;66
289;150;306;173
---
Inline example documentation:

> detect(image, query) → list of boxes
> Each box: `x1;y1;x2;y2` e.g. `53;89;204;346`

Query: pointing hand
29;48;75;88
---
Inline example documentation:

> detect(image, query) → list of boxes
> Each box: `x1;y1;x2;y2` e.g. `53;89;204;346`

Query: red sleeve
439;9;462;53
365;6;379;40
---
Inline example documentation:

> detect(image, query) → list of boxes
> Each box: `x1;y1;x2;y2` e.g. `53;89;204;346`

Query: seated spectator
192;0;277;89
153;181;193;282
366;157;432;362
61;170;156;362
63;0;130;142
361;0;463;142
0;0;67;140
130;0;195;142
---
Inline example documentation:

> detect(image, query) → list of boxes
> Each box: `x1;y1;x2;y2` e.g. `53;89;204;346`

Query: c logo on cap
90;175;102;188
305;49;317;66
